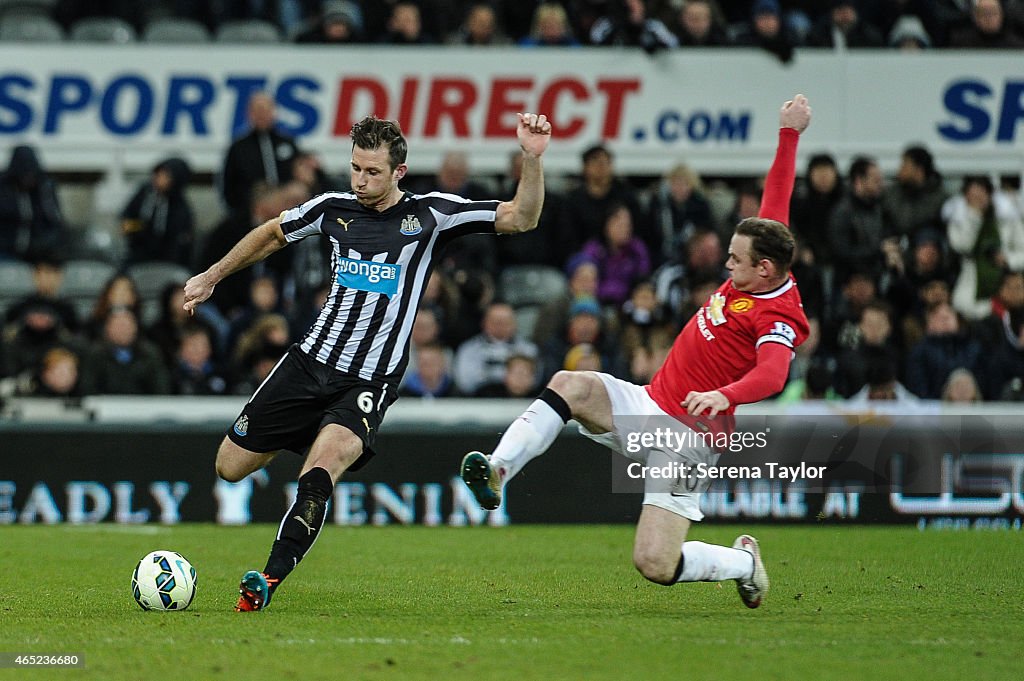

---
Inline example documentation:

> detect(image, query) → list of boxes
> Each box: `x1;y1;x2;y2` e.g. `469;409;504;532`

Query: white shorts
577;372;718;522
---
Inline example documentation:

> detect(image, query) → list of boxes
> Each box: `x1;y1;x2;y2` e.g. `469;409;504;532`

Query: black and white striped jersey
279;190;499;384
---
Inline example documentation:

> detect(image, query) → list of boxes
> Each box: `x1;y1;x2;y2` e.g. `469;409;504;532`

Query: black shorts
227;345;396;469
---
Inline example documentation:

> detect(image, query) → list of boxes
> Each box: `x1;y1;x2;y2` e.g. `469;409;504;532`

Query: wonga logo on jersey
336;257;401;296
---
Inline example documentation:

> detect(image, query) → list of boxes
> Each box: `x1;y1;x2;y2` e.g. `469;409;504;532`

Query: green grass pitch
1;523;1021;680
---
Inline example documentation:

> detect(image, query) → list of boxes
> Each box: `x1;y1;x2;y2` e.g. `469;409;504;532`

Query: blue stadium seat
0;259;37;319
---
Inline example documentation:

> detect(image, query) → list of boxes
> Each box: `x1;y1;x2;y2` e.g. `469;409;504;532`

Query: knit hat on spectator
568;297;602;319
752;0;780;16
888;15;931;48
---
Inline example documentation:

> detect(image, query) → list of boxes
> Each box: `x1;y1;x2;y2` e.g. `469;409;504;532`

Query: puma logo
337;217;354;231
362;417;373;435
292;515;317;536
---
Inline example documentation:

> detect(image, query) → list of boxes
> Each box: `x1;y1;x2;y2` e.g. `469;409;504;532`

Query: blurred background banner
2;403;1022;527
1;47;1022;175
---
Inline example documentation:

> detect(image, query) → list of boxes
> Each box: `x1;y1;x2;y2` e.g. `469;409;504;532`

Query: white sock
675;541;754;583
489;399;566;482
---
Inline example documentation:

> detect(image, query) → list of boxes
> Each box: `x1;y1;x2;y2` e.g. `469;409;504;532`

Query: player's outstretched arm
759;94;811;226
495;113;552;234
183;217;287;313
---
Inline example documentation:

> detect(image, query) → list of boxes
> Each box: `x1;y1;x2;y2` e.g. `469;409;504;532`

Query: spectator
220;92;299;214
905;302;984;399
400;307;453;390
945;175;1024;319
147;281;226;364
380;2;437;43
419;270;468;347
731;0;797;63
448;3;511;45
829;156;886;284
231;338;289;396
576;202;651;307
452;302;537;395
202;182;310;319
975;270;1023;383
948;0;1024;47
821;270;877;357
86;273;142;341
479;353;541;398
834;301;901;397
652;229;727;319
776;359;840;402
518;2;580;46
645;162;714;266
226;274;285;352
2;296;83;380
881;145;948;243
986;306;1024;399
556;144;644;268
540;297;621;382
562;342;603;372
400;343;457;398
231;313;292;381
294;1;365;43
0;146;65;261
887;14;933;49
121;157;195;267
941;367;983;403
589;0;679;52
790;153;843;268
21;346;81;399
810;0;885;48
4;253;78;333
618;280;676;364
79;306;171;395
883;229;956;348
532;259;599;347
172;323;230;395
847;357;920;405
671;0;730;46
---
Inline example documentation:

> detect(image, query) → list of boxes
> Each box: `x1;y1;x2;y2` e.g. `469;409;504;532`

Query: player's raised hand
182;273;215;315
517;113;552;157
681;390;730;418
780;94;811;134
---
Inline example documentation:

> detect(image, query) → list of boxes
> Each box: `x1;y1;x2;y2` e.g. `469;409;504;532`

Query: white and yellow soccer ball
131;550;197;611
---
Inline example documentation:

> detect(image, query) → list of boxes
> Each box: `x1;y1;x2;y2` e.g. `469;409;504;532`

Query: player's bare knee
632;549;678;586
548;370;598;411
215;457;245;483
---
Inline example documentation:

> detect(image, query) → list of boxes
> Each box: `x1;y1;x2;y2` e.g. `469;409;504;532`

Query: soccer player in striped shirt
184;112;552;610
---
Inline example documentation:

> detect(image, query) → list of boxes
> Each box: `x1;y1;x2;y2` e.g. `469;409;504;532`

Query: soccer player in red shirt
461;94;812;609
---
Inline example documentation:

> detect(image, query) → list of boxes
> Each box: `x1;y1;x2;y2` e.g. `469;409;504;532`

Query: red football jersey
647;276;809;417
646;126;808;417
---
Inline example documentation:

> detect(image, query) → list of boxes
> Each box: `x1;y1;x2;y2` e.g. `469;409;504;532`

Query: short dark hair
349;116;408;170
581;144;611;164
902;145;935;177
848;156;877;183
734;217;795;276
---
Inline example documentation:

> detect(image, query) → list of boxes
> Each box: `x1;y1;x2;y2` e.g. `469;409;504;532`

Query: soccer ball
131;550;197;611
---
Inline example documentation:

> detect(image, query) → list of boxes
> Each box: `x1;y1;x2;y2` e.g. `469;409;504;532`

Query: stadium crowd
5;0;1022;52
1;1;1023;405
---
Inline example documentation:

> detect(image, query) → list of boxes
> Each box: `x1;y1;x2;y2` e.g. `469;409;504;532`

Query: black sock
263;467;333;590
539;387;571;423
